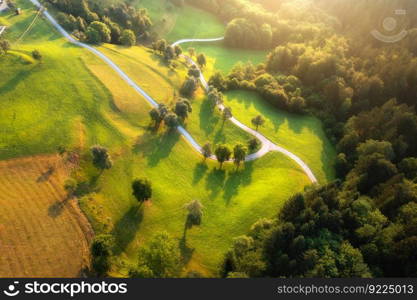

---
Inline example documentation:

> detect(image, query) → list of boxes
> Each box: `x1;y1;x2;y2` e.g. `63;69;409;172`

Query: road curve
28;0;318;184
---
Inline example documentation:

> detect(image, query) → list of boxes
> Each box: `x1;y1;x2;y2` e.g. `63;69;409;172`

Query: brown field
0;155;93;277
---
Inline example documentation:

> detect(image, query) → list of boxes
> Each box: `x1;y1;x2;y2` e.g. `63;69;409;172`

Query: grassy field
105;0;225;43
223;90;336;183
0;155;93;277
193;42;269;75
97;44;257;152
0;0;334;277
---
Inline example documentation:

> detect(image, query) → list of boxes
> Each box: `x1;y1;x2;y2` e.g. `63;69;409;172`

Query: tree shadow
223;161;255;204
192;162;208;185
48;194;72;218
205;168;226;199
36;166;55;183
199;99;218;135
133;131;180;167
112;205;144;255
0;69;32;96
179;216;195;266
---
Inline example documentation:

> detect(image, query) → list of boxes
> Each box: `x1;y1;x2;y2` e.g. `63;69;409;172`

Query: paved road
28;0;318;184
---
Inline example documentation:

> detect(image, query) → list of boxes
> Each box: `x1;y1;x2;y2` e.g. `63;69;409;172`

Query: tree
207;87;223;111
130;232;182;278
164;45;175;61
180;77;198;97
185;199;204;225
164;112;179;130
32;50;42;61
0;39;11;53
64;178;77;197
215;145;232;169
91;234;114;276
149;108;161;128
188;65;200;78
202;142;212;160
86;21;111;44
251;115;265;131
175;99;192;120
174;45;182;57
91;145;113;170
120;29;136;46
132;178;152;203
156;39;167;54
197;53;207;68
188;47;196;58
248;138;260;152
208;71;227;91
233;144;247;169
222;107;233;125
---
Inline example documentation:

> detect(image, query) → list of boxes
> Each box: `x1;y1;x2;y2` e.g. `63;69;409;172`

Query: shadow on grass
179;216;195;265
48;194;72;218
36;166;55;182
133;130;180;167
0;69;32;96
205;168;226;199
223;161;254;204
192;162;208;185
198;99;218;136
112;204;144;255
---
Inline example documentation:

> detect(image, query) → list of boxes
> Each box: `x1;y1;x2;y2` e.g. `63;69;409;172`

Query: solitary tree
233;144;247;169
251;115;265;131
222;107;233;125
197;53;207;68
185;199;204;225
32;49;42;61
248;138;260;152
215;145;232;169
175;99;192;120
188;47;196;58
164;112;179;131
156;39;167;54
91;145;113;170
132;178;152;203
202;142;212;160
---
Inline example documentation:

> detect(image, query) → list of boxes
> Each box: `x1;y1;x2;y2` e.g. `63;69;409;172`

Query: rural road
28;0;318;184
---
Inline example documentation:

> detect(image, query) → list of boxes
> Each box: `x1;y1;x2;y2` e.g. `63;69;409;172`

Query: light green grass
98;44;257;152
104;0;225;43
0;3;127;159
193;42;268;74
80;131;310;276
2;0;330;277
223;90;336;183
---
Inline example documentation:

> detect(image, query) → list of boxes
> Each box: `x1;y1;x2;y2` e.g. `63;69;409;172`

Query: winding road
27;0;318;184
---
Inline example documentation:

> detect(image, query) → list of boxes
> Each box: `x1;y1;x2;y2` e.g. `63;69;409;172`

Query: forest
194;0;417;278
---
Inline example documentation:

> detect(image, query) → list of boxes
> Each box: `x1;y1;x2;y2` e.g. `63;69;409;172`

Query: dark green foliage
180;77;198;97
90;145;112;170
215;145;232;169
120;29;136;46
129;232;182;278
201;142;212;160
91;234;114;276
32;50;42;61
174;98;192;120
132;178;152;202
233;144;247;168
164;112;179;130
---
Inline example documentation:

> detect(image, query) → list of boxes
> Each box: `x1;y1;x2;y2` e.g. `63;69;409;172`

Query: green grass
105;0;225;43
0;3;127;159
2;0;332;277
223;90;336;183
98;44;258;152
193;42;269;75
80;131;310;276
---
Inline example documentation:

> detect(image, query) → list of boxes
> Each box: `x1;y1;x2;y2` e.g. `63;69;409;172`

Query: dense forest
191;0;417;278
42;0;152;45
